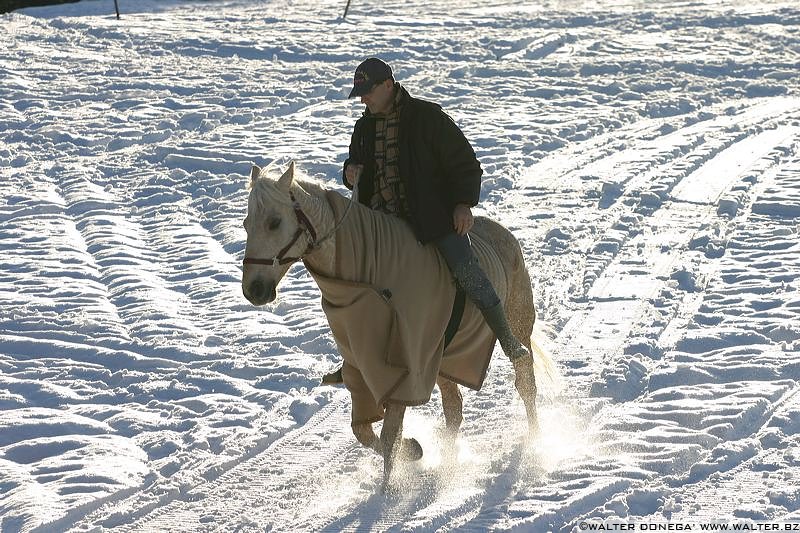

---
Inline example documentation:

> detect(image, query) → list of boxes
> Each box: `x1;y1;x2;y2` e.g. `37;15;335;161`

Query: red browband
242;191;317;267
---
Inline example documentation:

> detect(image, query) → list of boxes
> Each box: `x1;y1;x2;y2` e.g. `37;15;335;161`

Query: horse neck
293;182;336;274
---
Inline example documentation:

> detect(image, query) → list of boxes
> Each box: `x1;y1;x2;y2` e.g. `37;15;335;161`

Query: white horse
241;162;542;492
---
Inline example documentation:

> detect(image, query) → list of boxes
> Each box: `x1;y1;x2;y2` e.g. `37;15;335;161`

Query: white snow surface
2;0;800;531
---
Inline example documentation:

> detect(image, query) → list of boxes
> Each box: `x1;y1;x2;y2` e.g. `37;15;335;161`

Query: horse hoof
527;419;541;440
381;480;400;498
399;437;423;462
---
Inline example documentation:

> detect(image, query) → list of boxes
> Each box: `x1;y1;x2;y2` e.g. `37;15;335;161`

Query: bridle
242;191;318;267
242;185;358;268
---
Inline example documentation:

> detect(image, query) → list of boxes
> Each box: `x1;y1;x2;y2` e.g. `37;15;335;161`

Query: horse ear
250;165;261;186
278;161;295;190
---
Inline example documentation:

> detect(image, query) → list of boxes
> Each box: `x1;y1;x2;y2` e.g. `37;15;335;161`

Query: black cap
348;58;393;98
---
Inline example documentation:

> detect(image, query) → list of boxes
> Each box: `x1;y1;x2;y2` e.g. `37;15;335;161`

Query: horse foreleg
353;420;423;463
352;422;381;453
512;347;540;436
380;403;405;494
437;377;463;439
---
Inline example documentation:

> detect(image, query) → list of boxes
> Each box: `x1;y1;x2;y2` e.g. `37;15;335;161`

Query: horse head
241;161;312;305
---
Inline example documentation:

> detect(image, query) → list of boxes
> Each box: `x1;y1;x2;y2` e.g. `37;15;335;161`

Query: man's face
360;79;394;114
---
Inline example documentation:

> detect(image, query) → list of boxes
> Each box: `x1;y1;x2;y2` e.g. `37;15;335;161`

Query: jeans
433;232;501;311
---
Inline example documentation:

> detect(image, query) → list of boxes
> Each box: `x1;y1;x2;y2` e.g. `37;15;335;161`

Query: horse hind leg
507;267;540;437
437;376;463;441
380;403;406;494
512;345;540;436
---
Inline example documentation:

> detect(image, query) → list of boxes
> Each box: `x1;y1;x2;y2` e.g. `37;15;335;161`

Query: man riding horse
241;60;540;491
331;57;530;377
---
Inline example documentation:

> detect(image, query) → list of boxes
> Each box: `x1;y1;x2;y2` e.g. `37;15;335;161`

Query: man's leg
434;233;529;361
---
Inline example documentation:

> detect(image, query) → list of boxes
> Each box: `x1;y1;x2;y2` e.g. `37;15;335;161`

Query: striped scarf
370;84;409;219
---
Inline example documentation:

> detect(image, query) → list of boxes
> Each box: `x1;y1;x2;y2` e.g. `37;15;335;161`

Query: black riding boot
481;301;530;361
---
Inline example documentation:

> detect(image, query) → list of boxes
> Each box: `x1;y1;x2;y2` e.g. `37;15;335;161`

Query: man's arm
452;203;474;236
345;164;363;187
342;120;364;190
436;112;482;210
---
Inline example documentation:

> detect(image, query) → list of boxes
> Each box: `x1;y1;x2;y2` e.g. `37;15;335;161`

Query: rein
242;180;359;268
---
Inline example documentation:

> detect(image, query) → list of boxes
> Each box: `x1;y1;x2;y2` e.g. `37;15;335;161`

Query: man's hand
453;204;474;236
345;163;364;187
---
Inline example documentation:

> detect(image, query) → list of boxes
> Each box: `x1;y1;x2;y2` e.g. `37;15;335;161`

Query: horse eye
243;217;249;229
268;217;281;231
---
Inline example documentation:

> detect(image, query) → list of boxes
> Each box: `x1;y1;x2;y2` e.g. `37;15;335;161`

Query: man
341;57;529;365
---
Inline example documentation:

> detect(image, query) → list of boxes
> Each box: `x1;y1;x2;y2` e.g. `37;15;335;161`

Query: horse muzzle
243;278;277;305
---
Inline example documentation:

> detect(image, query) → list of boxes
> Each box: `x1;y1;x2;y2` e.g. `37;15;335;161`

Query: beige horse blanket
306;191;511;425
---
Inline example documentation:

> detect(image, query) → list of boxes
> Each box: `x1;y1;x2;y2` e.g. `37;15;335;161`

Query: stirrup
503;340;530;361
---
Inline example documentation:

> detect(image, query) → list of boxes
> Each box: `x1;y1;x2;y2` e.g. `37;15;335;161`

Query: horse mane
249;165;330;212
293;176;329;199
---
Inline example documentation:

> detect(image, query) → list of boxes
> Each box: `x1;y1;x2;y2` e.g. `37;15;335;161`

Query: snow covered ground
2;0;800;530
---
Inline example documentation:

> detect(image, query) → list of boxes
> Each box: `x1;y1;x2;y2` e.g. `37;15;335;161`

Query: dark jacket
342;86;482;244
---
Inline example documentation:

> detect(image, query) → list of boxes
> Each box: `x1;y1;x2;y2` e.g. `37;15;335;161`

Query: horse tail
529;333;563;400
511;260;558;399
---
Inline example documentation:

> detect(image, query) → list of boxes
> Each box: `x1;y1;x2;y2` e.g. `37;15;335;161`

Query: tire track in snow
82;384;540;532
551;132;800;525
123;170;250;349
511;98;800;329
73;391;356;532
663;386;800;522
0;162;132;349
565;127;798;395
530;102;800;393
49;163;210;353
474;100;800;529
577;106;800;303
51;158;292;364
625;151;800;522
5;155;323;529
